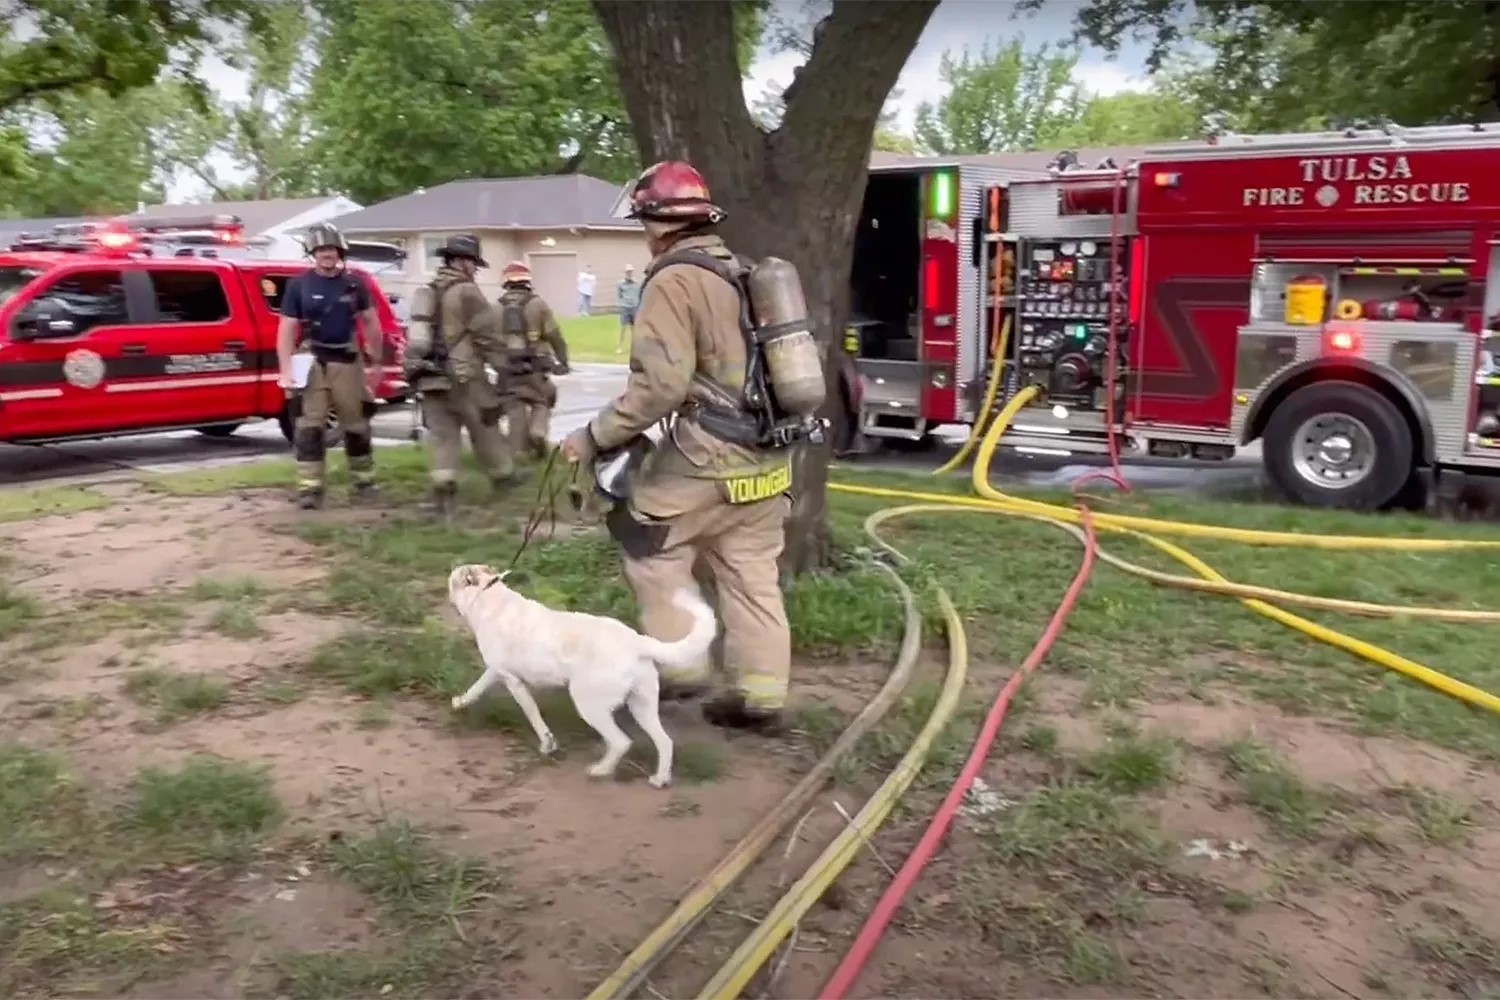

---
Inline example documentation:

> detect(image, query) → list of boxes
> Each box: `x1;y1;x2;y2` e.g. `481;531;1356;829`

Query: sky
173;0;1154;203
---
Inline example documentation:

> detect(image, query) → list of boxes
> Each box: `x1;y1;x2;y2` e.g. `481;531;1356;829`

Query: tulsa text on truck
847;121;1500;510
0;214;408;447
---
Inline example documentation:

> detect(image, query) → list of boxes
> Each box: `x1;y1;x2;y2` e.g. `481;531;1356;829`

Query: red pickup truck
0;215;408;445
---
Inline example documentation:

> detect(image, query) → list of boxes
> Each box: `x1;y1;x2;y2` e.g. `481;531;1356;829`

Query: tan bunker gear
412;256;515;512
497;282;569;459
588;234;795;716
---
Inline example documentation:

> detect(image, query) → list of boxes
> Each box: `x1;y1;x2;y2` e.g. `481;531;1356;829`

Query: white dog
446;564;717;789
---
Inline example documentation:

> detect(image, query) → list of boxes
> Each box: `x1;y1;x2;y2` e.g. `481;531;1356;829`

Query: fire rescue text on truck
847;123;1500;510
0;215;409;448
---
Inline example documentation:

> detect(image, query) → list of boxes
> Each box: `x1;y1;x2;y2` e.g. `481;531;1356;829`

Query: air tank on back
746;256;825;418
404;283;437;363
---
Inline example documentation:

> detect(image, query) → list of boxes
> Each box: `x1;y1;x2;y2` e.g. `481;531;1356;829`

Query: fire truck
849;123;1500;510
0;214;408;446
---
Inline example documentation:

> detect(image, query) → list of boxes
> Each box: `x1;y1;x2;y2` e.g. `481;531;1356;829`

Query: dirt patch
0;487;325;605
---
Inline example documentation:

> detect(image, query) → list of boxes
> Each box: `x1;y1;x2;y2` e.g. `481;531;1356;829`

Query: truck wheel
1263;380;1412;510
278;398;343;449
196;423;242;438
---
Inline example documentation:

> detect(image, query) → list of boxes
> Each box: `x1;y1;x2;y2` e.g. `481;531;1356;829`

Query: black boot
351;480;379;504
296;488;324;510
432;482;457;518
702;691;785;735
659;680;712;703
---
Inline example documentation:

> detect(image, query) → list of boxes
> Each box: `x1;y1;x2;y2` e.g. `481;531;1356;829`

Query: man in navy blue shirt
276;223;382;509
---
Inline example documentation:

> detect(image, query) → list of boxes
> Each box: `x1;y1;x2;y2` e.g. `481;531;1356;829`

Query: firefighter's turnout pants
505;371;557;460
615;479;792;712
420;382;515;487
295;354;375;495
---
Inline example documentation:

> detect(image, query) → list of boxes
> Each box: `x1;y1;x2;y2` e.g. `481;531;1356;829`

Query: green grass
273;820;515;999
559;313;630;364
0;746;285;995
0;483;111;522
1219;738;1336;839
123;668;232;725
0;582;40;643
126;756;282;863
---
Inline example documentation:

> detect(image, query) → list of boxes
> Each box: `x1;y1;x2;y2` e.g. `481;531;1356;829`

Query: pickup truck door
119;264;260;426
0;263;146;439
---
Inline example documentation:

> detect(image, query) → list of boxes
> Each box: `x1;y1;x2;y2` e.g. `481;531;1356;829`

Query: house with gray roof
327;174;647;314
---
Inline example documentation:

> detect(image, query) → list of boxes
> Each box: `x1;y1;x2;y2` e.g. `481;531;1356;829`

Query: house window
421;235;451;272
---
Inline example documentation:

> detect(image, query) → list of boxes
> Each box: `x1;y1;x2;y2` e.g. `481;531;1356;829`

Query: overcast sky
175;0;1153;202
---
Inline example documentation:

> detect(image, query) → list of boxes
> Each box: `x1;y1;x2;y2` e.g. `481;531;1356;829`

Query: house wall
258;196;364;261
360;227;649;316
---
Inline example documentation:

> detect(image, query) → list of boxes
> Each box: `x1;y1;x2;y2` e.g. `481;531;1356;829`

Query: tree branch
0;56;116;115
556;115;615;174
592;0;759;164
780;0;937;155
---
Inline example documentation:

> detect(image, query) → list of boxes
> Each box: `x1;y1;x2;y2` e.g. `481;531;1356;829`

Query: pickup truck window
1;265;42;306
259;273;293;312
150;269;230;323
40;269;132;336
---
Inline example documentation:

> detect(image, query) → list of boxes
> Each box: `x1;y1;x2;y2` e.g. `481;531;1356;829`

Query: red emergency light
10;213;246;256
1324;326;1361;355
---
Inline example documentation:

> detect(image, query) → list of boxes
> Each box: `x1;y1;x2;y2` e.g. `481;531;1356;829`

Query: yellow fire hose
834;384;1500;716
931;315;1010;477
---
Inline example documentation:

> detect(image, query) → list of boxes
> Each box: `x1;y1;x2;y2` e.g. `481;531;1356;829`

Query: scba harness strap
639;248;777;449
499;288;550;377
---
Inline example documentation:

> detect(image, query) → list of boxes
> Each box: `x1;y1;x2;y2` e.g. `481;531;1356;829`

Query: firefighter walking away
277;223;381;509
562;160;827;734
496;260;570;461
403;234;517;517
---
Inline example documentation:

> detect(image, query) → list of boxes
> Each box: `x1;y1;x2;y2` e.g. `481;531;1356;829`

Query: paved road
0;362;1269;498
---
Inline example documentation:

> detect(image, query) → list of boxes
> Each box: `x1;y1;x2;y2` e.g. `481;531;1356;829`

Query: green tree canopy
914;37;1084;155
1031;0;1500;129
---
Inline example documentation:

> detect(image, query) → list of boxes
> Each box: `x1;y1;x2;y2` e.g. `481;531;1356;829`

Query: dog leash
505;449;577;572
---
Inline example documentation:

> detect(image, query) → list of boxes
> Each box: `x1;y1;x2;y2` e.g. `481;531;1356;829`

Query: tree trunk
593;0;937;573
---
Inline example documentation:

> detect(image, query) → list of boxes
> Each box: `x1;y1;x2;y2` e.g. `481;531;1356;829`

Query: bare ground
3;484;1500;998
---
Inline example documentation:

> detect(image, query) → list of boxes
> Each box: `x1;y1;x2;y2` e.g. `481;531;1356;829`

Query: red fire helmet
610;160;726;224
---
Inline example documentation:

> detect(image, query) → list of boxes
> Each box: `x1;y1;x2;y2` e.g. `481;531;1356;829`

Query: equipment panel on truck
0;214;407;446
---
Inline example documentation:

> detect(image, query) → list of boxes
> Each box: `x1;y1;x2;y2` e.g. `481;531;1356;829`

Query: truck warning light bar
7;214;247;255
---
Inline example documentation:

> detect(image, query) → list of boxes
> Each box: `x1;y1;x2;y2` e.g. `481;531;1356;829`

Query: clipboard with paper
289;354;314;389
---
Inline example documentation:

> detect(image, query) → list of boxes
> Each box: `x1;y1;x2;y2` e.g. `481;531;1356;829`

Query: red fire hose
1072;166;1133;495
816;506;1099;1000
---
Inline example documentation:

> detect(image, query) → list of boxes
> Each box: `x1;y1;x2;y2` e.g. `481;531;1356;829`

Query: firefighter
277;222;381;509
410;234;516;516
560;161;796;734
496;260;570;460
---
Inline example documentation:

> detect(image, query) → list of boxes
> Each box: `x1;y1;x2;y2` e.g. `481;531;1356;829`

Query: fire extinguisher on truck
846;121;1500;511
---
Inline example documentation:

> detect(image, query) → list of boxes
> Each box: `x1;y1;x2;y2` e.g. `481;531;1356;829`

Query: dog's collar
480;575;502;591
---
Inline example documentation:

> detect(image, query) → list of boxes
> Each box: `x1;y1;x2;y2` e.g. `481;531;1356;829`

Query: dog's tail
639;589;718;671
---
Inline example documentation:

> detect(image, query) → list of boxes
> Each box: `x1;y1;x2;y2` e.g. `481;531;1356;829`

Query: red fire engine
0;214;408;446
850;123;1500;510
